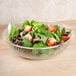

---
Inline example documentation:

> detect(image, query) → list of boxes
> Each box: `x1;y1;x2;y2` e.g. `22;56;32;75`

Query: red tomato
47;25;56;32
28;28;32;32
25;33;33;42
46;37;57;46
26;36;33;42
29;38;33;42
59;31;62;34
60;36;69;41
25;25;32;32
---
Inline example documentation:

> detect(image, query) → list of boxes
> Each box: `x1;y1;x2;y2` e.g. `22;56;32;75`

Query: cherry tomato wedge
25;33;33;42
60;36;69;41
47;25;56;32
46;37;57;46
28;28;32;32
59;31;62;34
29;38;33;42
25;25;32;32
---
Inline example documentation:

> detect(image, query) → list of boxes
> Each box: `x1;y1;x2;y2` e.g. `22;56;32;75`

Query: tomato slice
26;36;33;42
47;25;56;32
29;38;33;42
59;31;62;34
25;33;33;42
28;28;32;32
46;37;57;46
25;25;32;32
60;36;69;41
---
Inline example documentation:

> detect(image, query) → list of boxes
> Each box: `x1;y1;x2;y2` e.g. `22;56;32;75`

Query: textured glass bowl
3;22;73;60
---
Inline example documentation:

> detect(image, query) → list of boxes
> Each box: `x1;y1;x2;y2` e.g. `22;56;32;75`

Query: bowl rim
3;21;74;49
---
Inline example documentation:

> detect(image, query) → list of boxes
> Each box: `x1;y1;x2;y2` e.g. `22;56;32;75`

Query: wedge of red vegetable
25;33;33;42
24;25;32;32
47;25;56;32
60;36;69;41
46;37;57;46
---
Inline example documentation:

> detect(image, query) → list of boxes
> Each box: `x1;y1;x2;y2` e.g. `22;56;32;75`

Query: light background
0;0;76;24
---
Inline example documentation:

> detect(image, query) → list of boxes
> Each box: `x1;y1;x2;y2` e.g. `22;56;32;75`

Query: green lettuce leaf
31;20;41;29
39;34;48;43
54;25;60;31
52;32;60;42
61;27;66;35
22;38;32;47
55;30;61;38
22;20;30;29
8;23;19;39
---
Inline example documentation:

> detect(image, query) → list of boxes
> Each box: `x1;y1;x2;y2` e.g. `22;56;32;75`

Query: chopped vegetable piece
52;32;60;42
46;37;57;46
8;23;19;39
47;25;56;32
59;32;62;34
33;42;47;48
61;27;66;35
31;20;41;29
24;25;32;32
54;25;60;31
55;30;61;38
22;38;32;47
24;33;33;42
60;36;69;41
39;34;48;43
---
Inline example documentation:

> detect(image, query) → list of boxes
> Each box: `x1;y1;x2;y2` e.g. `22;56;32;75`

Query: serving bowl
3;22;73;60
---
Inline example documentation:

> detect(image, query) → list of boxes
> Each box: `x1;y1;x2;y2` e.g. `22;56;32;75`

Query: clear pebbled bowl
3;22;73;60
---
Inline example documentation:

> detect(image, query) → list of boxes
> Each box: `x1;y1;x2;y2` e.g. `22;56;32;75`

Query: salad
8;20;70;55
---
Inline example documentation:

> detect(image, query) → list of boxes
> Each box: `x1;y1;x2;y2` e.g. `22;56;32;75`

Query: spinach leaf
8;23;19;39
33;42;47;48
14;39;22;44
45;31;54;38
22;38;32;47
61;27;65;35
54;25;61;38
37;27;54;38
54;25;60;31
52;32;60;42
40;24;47;29
34;32;48;44
39;34;48;44
29;31;35;38
55;30;61;38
